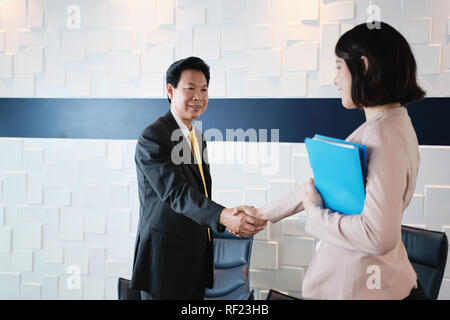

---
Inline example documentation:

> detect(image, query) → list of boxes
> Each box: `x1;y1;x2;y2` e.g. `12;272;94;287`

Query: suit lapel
162;111;193;165
200;133;212;193
162;111;209;194
192;127;212;196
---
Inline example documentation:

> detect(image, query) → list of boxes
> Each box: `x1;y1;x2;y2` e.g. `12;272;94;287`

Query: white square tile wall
1;0;450;300
1;138;449;299
0;0;447;97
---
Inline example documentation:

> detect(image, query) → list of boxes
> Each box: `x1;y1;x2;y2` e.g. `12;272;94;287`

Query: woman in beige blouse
234;22;427;299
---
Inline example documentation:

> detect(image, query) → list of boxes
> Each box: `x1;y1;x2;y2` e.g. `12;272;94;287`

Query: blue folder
305;134;367;215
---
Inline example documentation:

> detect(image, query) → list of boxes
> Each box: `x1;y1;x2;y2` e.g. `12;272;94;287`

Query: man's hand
219;206;267;238
226;205;268;237
232;205;266;220
303;178;324;212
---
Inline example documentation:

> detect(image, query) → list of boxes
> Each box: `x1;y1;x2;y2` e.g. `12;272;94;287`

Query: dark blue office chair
204;230;254;300
266;289;301;300
265;226;448;301
118;277;141;300
401;225;448;300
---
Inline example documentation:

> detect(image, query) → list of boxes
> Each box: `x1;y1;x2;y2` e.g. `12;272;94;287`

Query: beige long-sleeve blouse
262;107;419;299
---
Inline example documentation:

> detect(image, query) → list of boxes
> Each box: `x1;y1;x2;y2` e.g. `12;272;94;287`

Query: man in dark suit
130;56;267;300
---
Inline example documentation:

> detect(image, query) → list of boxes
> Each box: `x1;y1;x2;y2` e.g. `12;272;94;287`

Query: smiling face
167;69;209;130
334;57;357;109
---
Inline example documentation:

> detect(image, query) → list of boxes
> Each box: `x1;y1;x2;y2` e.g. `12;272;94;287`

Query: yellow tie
189;130;211;242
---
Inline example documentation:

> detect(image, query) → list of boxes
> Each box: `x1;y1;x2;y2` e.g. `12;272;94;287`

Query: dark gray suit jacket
130;111;225;299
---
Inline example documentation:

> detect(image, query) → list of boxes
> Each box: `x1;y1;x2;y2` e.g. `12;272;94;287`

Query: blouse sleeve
304;125;408;256
261;181;309;223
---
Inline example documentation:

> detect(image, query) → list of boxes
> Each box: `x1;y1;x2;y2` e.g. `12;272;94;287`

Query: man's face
167;69;209;129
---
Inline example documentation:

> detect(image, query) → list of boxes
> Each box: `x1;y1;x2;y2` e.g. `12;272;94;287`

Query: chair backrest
118;277;142;300
204;230;254;300
266;289;301;300
401;225;448;300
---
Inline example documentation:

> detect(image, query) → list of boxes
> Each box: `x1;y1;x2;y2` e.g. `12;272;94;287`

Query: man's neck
171;108;193;131
183;120;193;131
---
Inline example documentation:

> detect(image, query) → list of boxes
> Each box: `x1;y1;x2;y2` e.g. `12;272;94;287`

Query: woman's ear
361;56;369;74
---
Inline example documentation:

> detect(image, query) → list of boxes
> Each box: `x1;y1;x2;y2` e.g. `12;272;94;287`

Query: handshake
219;205;268;238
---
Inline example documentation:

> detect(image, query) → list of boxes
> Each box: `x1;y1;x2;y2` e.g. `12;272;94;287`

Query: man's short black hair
335;21;425;108
165;56;210;103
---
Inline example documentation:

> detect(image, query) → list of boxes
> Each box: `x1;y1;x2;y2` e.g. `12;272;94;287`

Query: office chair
118;277;141;300
264;226;448;301
401;225;448;300
266;289;301;300
204;230;254;300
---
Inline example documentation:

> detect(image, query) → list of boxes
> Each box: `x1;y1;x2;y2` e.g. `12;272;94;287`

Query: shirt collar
171;109;196;145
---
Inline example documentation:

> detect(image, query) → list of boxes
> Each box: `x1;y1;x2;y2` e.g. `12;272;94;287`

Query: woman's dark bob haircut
335;21;425;108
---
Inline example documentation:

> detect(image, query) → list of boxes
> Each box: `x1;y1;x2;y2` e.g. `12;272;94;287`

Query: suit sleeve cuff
210;203;226;233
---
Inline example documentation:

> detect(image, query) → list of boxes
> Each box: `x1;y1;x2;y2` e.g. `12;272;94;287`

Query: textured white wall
1;0;450;300
0;0;449;98
0;138;449;300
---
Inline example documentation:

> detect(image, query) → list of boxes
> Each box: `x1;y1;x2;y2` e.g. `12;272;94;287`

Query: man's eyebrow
186;82;208;87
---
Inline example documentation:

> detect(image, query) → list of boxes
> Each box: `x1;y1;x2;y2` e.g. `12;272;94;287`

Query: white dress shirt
171;109;197;149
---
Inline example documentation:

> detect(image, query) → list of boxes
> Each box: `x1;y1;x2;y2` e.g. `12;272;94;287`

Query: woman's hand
227;205;267;237
303;178;324;212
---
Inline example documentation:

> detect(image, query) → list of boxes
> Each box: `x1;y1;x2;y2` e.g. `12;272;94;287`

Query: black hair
165;56;210;103
335;21;425;108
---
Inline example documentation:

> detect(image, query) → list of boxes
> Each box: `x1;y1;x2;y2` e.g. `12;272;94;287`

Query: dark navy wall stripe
0;98;449;145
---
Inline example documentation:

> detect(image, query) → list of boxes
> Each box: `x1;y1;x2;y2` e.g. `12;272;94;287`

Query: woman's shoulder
355;119;420;177
347;118;389;147
350;110;413;147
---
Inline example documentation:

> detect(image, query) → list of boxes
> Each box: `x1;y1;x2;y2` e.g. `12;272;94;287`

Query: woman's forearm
261;181;307;223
